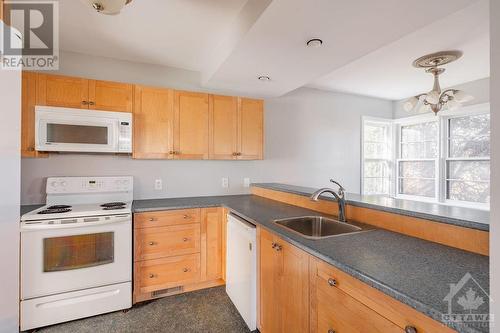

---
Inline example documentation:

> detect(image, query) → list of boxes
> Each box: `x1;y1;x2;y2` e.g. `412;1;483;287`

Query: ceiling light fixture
403;50;473;115
258;76;271;81
306;38;323;48
87;0;133;15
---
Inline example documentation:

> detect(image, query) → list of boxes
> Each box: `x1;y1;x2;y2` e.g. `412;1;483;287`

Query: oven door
35;107;119;153
21;216;131;299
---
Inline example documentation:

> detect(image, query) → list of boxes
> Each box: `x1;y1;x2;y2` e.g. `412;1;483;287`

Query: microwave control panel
118;121;132;152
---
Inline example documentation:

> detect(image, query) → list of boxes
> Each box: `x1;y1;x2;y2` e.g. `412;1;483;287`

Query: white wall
0;24;21;333
490;0;499;326
260;88;393;192
393;77;490;118
21;52;392;204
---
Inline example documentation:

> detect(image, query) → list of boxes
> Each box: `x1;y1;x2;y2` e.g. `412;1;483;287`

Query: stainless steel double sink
274;216;371;239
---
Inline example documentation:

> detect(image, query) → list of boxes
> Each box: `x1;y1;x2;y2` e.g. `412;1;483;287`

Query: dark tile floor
35;287;250;333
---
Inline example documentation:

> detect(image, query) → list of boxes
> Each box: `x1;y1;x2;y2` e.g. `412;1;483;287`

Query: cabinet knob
405;326;417;333
183;214;190;219
28;147;35;152
88;101;95;106
182;237;189;242
169;151;174;155
81;100;88;105
148;241;156;246
232;152;238;156
183;268;190;273
149;273;155;278
328;278;337;287
237;152;242;156
328;330;336;333
149;217;158;222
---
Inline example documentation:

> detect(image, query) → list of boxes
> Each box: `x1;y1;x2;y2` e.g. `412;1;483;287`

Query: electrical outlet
154;179;162;190
243;178;250;188
222;177;229;188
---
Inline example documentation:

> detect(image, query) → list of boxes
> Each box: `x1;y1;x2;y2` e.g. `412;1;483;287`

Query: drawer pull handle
183;268;190;273
328;278;337;287
149;273;156;279
328;330;336;333
148;241;156;246
81;100;89;105
88;101;95;106
149;217;158;222
183;215;190;219
182;237;189;242
405;326;417;333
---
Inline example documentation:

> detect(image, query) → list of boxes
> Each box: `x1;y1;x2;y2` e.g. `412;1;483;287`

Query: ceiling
58;0;489;100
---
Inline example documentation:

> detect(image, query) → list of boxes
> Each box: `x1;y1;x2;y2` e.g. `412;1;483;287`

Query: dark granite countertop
133;194;489;333
252;183;490;231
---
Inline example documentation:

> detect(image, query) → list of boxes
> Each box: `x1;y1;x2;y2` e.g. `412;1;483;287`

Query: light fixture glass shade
403;96;418;112
425;90;440;105
87;0;129;15
453;90;474;103
416;103;429;114
447;99;460;111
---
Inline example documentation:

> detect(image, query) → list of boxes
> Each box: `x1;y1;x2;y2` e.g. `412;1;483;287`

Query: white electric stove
20;176;133;331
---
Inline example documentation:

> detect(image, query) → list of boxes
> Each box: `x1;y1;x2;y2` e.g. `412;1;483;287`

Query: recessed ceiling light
306;38;323;48
258;76;271;81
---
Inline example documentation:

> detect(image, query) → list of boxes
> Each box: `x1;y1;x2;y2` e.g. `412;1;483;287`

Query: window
445;114;490;204
362;119;392;195
361;104;490;209
397;121;438;200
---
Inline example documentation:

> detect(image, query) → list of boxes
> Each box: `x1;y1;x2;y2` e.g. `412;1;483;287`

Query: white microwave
35;106;132;153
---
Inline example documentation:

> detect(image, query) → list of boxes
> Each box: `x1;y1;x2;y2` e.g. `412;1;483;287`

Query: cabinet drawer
134;209;200;228
135;254;201;293
316;273;403;333
134;224;200;261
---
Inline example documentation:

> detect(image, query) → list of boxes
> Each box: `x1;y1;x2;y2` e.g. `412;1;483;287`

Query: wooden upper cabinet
88;80;133;112
238;98;263;160
133;85;174;159
21;72;47;158
173;91;209;159
209;95;238;160
36;74;88;109
258;228;309;333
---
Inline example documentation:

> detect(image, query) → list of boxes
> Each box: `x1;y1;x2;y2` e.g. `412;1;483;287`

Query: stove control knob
51;181;58;187
60;181;67;187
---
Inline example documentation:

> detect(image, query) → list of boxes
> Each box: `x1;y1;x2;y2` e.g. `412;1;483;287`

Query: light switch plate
155;179;162;190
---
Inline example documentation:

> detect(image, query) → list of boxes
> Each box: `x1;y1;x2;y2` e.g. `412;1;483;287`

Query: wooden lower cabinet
133;207;225;303
258;227;310;333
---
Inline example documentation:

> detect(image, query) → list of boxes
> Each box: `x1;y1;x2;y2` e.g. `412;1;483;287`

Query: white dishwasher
226;213;257;331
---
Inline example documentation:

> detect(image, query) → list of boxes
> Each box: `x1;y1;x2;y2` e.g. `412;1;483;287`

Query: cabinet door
259;228;281;333
209;95;238;159
238;98;263;160
311;265;403;333
202;208;223;280
36;74;89;109
88;80;133;112
133;85;174;159
173;91;209;159
21;72;48;158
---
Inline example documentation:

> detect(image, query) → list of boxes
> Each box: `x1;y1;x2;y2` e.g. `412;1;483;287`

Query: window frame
361;103;490;210
360;116;394;196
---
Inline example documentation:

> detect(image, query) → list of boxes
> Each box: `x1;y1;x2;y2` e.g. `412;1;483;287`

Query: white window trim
361;103;490;210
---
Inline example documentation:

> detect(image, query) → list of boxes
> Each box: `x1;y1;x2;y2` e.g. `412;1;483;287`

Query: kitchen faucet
310;179;346;222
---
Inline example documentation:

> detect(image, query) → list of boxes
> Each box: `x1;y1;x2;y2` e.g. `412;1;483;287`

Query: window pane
364;161;389;177
401;142;437;159
449;138;490;158
364;177;390;195
364;143;389;159
364;124;386;142
448;160;490;181
401;122;438;142
399;161;435;179
449;114;490;138
447;180;490;203
399;179;435;197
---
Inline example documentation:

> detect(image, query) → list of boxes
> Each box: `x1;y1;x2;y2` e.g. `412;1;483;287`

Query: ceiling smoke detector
306;38;323;48
258;76;271;82
88;0;133;15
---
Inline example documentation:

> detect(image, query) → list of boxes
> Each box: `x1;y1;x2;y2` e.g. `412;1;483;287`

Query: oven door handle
21;215;131;230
